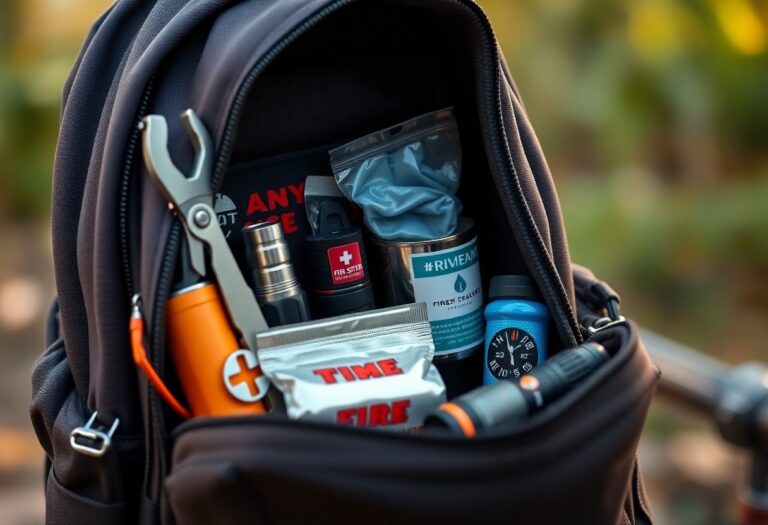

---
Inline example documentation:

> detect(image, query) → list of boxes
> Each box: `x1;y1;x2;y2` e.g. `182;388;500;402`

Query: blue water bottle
483;275;550;384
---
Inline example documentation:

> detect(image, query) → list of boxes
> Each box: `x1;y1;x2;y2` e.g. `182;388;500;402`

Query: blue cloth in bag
330;108;462;241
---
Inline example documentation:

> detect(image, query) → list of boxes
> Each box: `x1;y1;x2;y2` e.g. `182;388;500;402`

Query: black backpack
31;1;659;524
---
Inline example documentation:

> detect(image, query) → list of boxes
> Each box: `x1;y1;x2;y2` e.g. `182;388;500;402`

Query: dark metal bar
641;328;729;414
640;327;768;525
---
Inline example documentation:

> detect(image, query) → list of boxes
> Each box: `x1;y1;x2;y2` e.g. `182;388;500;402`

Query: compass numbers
488;359;511;378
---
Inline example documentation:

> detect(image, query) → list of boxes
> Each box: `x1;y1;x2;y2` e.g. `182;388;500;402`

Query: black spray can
306;201;375;318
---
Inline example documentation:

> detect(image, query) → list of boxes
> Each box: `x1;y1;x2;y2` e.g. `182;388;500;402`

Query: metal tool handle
140;110;269;349
186;201;269;343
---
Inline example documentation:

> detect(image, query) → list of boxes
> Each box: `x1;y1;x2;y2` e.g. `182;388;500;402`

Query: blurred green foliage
482;0;768;182
561;173;768;361
0;0;765;361
480;0;768;362
0;0;111;219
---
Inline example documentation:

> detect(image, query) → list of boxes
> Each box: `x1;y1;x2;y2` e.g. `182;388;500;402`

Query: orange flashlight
166;282;269;417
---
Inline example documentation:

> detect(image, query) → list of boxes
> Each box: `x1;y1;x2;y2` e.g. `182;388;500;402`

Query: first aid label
328;242;365;285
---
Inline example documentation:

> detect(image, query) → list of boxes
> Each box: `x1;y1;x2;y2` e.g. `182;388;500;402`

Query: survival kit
131;106;608;434
34;2;659;524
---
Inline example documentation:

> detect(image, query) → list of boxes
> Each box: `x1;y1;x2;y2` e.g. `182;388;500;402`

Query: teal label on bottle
410;238;483;358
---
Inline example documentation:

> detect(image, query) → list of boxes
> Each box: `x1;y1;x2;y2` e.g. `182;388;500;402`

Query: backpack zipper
119;78;155;297
117;78;169;499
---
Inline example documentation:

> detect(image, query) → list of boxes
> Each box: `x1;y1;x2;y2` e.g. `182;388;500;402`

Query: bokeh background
0;0;766;523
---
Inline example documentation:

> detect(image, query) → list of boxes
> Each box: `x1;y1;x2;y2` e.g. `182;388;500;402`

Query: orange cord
130;314;192;420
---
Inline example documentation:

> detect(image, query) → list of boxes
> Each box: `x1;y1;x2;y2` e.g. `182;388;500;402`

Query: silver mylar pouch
256;303;446;432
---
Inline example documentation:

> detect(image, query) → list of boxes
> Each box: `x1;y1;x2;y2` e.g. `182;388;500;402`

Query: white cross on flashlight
339;250;353;266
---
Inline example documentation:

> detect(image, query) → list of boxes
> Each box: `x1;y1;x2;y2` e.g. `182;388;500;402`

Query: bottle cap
488;275;542;301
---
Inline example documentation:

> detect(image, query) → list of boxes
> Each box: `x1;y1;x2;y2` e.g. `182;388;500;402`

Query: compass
486;328;539;381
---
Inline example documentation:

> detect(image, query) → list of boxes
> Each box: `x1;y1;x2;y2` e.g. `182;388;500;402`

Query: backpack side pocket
31;300;138;525
573;267;657;525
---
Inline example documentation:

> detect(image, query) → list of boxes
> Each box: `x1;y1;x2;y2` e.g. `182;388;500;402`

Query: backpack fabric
31;1;658;523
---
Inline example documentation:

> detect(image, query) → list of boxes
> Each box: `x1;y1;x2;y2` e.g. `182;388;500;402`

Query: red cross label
327;242;365;285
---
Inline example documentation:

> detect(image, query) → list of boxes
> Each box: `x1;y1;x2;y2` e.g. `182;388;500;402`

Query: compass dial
486;328;539;381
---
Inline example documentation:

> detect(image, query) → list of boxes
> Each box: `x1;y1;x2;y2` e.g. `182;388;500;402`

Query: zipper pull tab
129;294;192;419
131;293;142;319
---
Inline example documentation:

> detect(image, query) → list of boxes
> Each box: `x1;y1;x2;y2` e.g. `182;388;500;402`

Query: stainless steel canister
242;221;311;326
242;221;300;303
369;218;483;361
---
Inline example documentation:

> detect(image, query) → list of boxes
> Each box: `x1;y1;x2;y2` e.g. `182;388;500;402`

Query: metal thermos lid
488;275;542;301
241;221;300;298
242;222;290;268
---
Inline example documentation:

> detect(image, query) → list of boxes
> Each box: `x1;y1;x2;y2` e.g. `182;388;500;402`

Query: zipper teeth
152;226;180;375
502;133;582;345
146;221;181;495
456;0;581;345
117;76;159;498
119;78;155;296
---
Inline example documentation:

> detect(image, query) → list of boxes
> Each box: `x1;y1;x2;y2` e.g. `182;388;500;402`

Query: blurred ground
0;224;52;525
2;0;768;524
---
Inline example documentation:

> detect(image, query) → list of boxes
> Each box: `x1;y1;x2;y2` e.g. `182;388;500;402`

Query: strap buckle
586;280;625;334
587;315;627;334
69;411;120;458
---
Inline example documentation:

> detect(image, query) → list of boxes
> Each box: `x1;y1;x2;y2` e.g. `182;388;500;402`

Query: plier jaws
139;110;214;277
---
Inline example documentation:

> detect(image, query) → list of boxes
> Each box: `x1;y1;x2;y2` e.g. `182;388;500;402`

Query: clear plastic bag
330;108;462;241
